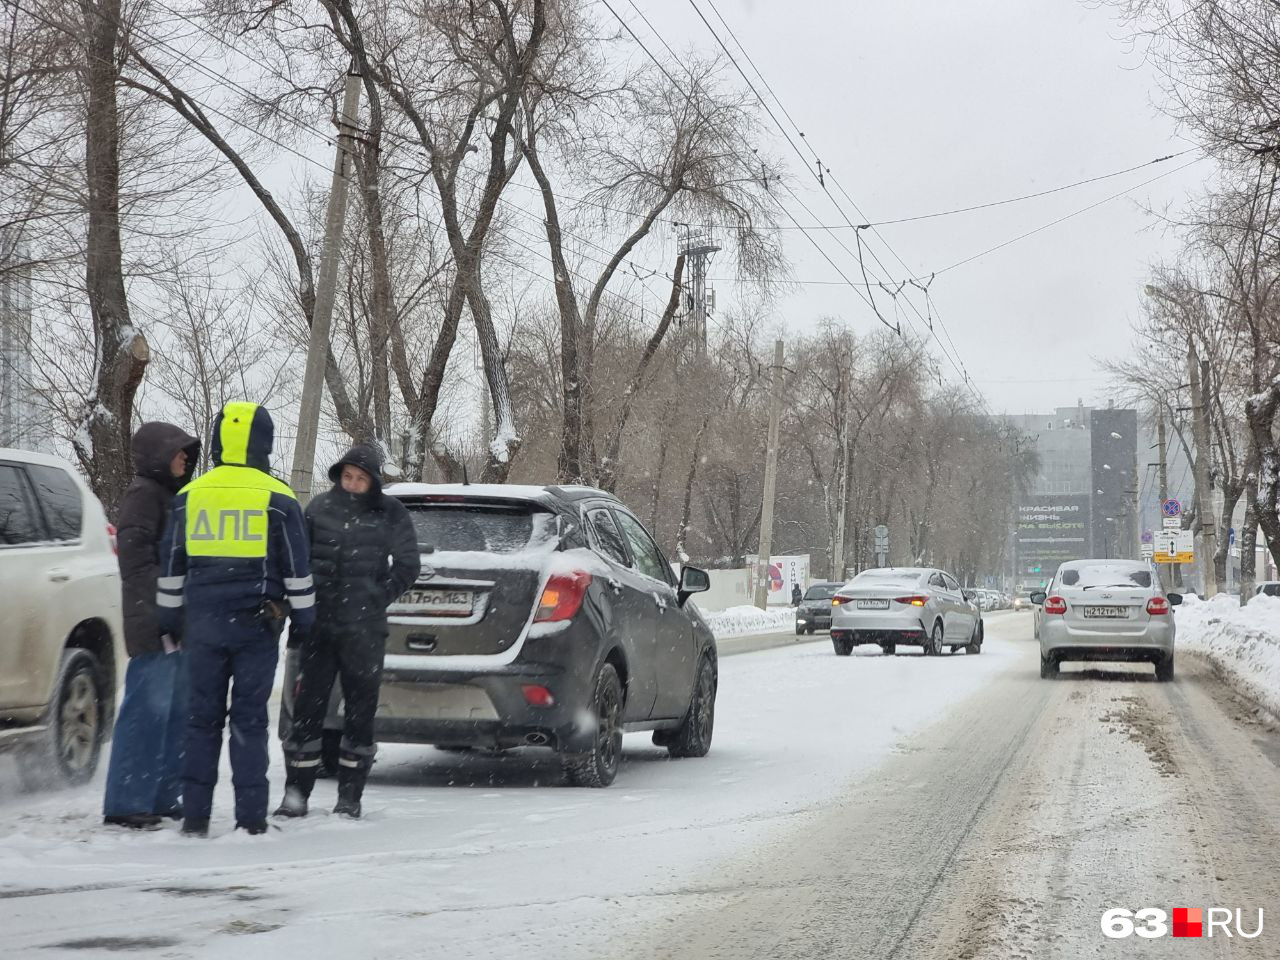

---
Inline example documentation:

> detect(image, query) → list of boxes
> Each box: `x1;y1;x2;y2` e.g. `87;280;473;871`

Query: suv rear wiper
1081;584;1139;591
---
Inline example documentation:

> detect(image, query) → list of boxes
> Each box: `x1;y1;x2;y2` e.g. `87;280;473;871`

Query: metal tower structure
677;224;721;358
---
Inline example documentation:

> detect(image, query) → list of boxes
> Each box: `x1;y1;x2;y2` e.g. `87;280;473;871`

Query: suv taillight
534;571;592;622
1147;596;1170;615
1044;596;1067;615
107;523;118;555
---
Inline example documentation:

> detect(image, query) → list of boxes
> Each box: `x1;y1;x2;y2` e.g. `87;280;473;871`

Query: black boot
274;750;320;818
181;817;209;838
334;751;372;819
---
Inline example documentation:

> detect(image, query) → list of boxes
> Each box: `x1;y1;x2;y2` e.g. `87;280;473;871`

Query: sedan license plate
856;599;890;610
1083;605;1127;619
399;588;474;616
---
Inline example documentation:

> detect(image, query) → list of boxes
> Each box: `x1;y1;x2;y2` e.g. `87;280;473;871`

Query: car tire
1155;656;1174;683
881;643;896;656
666;655;716;759
807;626;815;635
562;663;624;788
1040;655;1058;679
795;625;805;636
16;648;106;790
966;622;984;655
924;622;944;656
833;637;853;656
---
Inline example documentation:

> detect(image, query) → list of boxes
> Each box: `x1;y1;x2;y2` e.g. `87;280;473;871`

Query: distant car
1032;559;1179;681
830;567;983;656
795;581;841;635
1255;581;1280;598
1011;593;1034;611
368;483;716;787
0;449;125;788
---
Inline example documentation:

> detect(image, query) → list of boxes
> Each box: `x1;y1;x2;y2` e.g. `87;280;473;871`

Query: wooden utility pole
1188;342;1219;597
753;339;785;609
289;71;363;505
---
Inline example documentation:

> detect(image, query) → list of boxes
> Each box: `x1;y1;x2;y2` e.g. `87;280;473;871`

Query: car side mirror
678;565;710;605
1167;593;1183;607
1030;591;1046;605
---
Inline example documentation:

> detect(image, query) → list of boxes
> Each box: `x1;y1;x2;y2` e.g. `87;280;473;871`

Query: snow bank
1176;594;1280;717
701;604;795;638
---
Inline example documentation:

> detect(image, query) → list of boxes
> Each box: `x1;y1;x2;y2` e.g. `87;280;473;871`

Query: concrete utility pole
753;339;785;610
289;70;363;505
831;365;851;580
1188;342;1219;597
1155;409;1180;588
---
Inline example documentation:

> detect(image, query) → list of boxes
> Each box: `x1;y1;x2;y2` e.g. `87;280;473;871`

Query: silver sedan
829;567;983;657
1032;559;1180;681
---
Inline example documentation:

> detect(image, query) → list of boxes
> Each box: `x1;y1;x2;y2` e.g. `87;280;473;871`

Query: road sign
1162;517;1181;529
874;524;889;538
1162;498;1182;518
1154;530;1194;564
1141;530;1154;544
1141;543;1155;559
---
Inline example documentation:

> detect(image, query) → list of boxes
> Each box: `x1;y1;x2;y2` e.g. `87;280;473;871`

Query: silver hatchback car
1032;559;1180;681
830;567;983;656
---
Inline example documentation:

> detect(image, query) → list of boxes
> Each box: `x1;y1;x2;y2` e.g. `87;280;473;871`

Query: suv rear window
26;464;83;541
0;464;42;544
405;503;555;554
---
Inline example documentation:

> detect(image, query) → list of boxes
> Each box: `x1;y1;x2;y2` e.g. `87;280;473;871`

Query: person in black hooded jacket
276;443;419;819
102;421;200;829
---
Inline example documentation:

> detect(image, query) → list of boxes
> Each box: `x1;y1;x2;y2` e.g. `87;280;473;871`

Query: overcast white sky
649;0;1209;415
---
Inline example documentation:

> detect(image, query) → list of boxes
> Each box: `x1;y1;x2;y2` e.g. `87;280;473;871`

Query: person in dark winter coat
276;443;419;820
102;422;200;830
156;402;315;837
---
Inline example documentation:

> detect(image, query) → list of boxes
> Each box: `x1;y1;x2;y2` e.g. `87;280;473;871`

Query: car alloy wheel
926;623;944;656
563;663;624;787
668;655;716;758
59;669;100;777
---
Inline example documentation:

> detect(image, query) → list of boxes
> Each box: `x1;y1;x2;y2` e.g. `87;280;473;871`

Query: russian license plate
1083;605;1127;619
857;599;890;610
399;588;474;616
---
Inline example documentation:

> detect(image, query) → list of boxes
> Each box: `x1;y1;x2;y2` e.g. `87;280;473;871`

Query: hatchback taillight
894;595;928;607
534;571;592;622
107;523;118;556
831;595;853;607
1147;596;1170;616
1044;596;1067;615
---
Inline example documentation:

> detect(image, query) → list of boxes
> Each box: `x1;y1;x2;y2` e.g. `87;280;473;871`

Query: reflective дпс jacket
155;402;316;631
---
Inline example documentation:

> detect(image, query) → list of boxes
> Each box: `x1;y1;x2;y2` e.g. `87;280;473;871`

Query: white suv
0;449;125;787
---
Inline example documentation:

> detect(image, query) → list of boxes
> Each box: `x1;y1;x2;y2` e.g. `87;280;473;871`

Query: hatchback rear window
404;503;555;554
804;585;837;600
1058;565;1152;589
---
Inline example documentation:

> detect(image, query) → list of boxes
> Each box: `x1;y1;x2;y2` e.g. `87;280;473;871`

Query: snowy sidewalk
1175;594;1280;718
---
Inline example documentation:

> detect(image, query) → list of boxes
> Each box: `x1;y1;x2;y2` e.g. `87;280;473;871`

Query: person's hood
211;401;274;471
328;443;385;500
131;421;200;491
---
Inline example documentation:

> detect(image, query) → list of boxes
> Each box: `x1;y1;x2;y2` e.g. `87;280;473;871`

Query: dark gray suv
370;483;717;787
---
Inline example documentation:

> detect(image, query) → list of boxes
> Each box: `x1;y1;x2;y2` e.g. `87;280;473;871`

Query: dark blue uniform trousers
103;650;189;817
183;609;280;825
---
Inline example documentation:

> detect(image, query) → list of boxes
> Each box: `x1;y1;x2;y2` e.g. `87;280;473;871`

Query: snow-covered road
3;610;1277;958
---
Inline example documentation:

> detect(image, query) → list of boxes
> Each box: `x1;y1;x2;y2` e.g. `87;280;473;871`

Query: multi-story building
1000;402;1145;588
0;227;34;446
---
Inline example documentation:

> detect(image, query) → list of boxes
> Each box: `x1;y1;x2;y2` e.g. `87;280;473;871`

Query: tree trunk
76;0;148;518
675;413;712;562
1214;480;1243;593
1246;383;1280;572
1241;475;1259;605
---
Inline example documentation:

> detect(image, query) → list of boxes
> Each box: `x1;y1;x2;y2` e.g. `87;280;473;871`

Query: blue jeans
182;609;280;825
102;650;189;817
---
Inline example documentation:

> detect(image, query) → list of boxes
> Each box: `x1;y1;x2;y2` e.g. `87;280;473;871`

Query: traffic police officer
156;401;315;836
